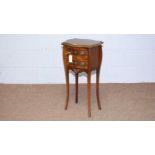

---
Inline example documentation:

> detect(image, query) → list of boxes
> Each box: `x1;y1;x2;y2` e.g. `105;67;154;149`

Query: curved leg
96;46;102;110
87;71;91;117
64;68;69;110
75;72;78;103
96;69;101;110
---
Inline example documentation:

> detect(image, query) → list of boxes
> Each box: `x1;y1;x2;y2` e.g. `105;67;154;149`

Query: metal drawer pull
80;51;85;55
80;62;85;66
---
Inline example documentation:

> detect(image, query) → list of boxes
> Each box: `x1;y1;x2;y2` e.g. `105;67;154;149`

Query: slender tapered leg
96;46;102;110
65;68;69;110
87;71;91;117
96;69;101;110
75;72;78;103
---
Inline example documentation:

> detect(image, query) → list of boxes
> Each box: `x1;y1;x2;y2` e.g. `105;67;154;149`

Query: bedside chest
62;38;103;117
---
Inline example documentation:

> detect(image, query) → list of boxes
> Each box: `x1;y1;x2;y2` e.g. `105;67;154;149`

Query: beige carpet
0;84;155;121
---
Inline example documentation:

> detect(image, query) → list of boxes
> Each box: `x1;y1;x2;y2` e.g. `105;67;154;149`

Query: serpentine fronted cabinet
62;38;103;117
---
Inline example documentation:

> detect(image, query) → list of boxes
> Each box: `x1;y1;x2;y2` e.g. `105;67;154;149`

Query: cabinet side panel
90;46;99;70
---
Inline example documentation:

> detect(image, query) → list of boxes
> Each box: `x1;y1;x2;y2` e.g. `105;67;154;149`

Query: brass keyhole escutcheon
80;51;85;55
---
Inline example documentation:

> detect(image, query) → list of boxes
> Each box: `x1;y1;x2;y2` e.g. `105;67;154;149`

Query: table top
62;38;103;48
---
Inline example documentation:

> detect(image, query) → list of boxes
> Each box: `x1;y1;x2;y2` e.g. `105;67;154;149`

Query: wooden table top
62;38;103;48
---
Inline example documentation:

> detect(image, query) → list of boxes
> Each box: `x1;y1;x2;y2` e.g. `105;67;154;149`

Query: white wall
0;34;155;84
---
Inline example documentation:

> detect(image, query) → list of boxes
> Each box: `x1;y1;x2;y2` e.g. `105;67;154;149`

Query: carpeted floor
0;84;155;121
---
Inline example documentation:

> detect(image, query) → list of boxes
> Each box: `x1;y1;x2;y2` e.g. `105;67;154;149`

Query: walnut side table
62;38;103;117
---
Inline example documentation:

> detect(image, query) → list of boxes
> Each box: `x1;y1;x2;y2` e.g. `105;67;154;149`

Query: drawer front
64;47;88;69
64;47;88;57
68;61;88;69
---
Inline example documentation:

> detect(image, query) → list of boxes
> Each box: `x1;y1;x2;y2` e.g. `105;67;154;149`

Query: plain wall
0;34;155;84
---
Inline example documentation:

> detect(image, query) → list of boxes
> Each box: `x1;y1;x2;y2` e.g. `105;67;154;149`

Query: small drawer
64;52;88;62
74;55;88;61
75;48;88;56
65;47;88;55
68;61;88;69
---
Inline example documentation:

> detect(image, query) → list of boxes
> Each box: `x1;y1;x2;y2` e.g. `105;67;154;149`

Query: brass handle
80;51;85;55
80;62;85;66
